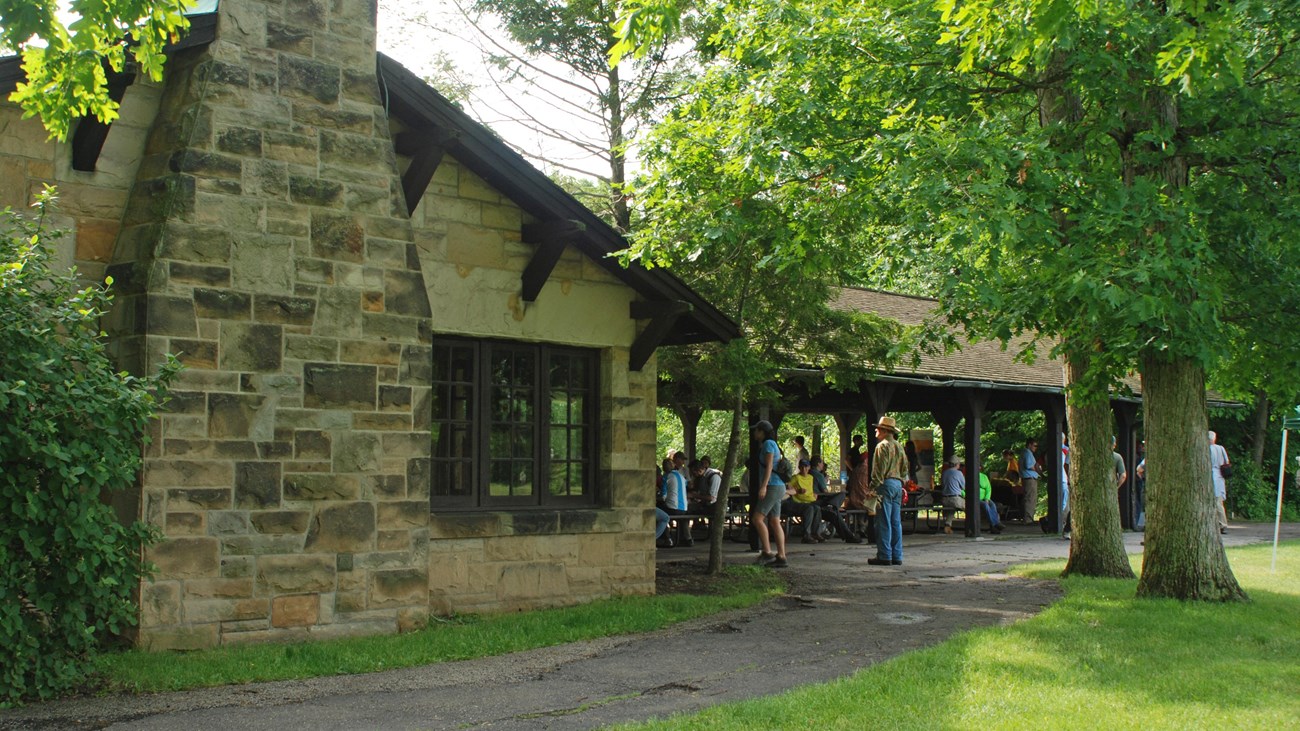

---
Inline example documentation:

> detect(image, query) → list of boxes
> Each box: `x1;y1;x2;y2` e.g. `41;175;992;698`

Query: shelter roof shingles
831;287;1067;391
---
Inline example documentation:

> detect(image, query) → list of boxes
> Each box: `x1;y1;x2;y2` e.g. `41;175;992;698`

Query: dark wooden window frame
430;337;599;510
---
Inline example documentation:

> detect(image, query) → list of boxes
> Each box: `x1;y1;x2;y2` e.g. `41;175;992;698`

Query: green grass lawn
94;565;782;694
617;542;1300;731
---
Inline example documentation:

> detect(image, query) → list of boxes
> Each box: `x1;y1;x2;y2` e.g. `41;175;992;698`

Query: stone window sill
428;508;631;539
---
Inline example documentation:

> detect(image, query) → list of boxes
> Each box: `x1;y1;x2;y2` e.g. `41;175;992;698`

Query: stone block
186;578;254;599
333;432;381;473
303;362;376;409
235;461;282;508
140;581;181;627
173;339;218;369
383;269;432;318
193;288;252;320
209;392;268;439
147;295;198;337
339;340;402;366
140;625;218;651
311;211;365;262
377;530;410;551
170;262;232;288
216;126;263;156
295;430;332;459
319;130;394;172
208;510;251;536
378;385;411;411
353;413;409;430
148;537;221;579
168;488;234;511
75;218;120;263
283;473;360;501
290;175;344;206
370;568;427;608
285;334;338;361
305;502;376;552
145;460;234;488
222;555;255;578
361;290;383;312
159;223;232;264
279;55;340;104
169;150;243;179
362;313;421;341
315;287;363;337
165;511;205;536
257;554;336;594
220;534;306;556
254;294;317;325
297;258;334;285
271;593;320;628
219;323;283;372
376;500;428;530
266;20;313;55
251;510;311;534
365;475;406;499
185;597;268;623
231;234;295;293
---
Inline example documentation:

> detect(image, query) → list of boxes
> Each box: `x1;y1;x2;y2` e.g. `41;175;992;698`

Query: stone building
0;2;736;649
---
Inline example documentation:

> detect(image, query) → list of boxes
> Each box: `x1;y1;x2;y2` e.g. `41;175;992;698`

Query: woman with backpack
751;420;789;568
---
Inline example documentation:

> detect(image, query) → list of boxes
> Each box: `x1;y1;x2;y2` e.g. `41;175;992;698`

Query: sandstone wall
405;156;658;614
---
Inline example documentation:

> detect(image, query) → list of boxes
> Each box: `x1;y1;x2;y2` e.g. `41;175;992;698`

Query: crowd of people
653;415;1234;566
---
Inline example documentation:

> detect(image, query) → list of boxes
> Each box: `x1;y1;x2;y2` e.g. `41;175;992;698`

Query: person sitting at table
690;456;723;508
940;456;966;535
783;459;824;543
977;470;1004;534
658;451;694;547
811;455;864;544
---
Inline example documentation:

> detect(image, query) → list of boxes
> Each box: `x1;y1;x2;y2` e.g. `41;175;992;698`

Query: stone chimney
109;0;433;649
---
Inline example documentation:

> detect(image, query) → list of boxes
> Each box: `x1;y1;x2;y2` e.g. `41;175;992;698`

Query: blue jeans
875;478;904;561
981;499;1001;527
655;508;669;539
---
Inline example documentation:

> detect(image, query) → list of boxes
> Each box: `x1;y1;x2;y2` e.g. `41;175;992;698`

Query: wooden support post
1113;401;1139;529
811;422;823;461
1044;396;1067;533
864;383;895;458
675;406;703;461
834;411;864;477
962;390;989;538
629;300;692;371
932;404;961;465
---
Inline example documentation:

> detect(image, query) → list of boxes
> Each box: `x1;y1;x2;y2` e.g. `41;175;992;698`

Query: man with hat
939;455;966;535
868;416;909;566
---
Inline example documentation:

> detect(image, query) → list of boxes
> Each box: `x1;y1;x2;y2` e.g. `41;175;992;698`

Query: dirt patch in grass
656;558;780;596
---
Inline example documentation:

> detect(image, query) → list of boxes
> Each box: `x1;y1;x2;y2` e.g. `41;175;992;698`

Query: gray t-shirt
1112;452;1126;487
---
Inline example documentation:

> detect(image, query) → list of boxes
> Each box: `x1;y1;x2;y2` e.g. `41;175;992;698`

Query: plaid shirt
870;437;909;490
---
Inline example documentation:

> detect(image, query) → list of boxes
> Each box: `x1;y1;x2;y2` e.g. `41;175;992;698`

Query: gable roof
0;14;739;347
375;54;737;346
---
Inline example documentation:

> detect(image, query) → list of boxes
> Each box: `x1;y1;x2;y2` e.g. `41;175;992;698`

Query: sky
376;0;613;182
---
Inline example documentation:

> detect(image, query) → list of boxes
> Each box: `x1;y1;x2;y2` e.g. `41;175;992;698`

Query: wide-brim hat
872;416;899;434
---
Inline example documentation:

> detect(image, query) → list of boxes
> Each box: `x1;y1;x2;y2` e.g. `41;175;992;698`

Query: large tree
620;0;1300;596
0;0;191;139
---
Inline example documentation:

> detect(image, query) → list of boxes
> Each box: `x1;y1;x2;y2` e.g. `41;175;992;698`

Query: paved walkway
4;522;1295;731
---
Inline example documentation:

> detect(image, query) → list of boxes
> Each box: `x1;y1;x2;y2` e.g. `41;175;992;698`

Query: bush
1227;459;1300;522
0;193;176;706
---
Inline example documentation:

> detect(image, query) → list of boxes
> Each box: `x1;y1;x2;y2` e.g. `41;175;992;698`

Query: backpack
775;454;794;483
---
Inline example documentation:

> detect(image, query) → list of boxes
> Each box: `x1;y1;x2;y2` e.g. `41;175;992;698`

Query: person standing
793;435;811;464
751;420;789;568
1209;431;1231;534
1020;438;1040;524
867;416;909;566
939;456;965;534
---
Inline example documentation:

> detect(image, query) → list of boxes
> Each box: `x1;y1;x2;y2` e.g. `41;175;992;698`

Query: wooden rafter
70;71;135;172
520;219;585;302
629;300;693;372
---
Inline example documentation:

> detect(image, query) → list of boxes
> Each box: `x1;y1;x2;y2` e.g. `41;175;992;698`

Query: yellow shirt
789;473;816;503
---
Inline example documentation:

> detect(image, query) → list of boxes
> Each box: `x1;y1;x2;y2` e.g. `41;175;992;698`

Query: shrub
1227;459;1300;522
0;192;177;706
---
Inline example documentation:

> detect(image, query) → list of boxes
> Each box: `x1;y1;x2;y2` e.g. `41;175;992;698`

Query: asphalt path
5;522;1295;731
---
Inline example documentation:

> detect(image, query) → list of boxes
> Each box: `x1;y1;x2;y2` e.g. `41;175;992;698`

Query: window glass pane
549;462;568;496
550;356;569;389
513;461;534;497
550;392;568;423
514;426;533;458
567;463;585;497
450;385;471;420
568;428;584;460
490;425;511;460
550;426;567;458
570;393;584;425
450;346;474;381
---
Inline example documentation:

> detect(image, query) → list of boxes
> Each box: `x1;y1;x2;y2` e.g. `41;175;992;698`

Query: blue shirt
941;467;965;497
812;470;829;495
1021;448;1039;479
762;439;785;486
662;469;689;510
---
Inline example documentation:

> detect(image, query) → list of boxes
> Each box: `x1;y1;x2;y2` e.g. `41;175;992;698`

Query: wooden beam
70;71;134;172
629;300;692;372
394;128;458;157
402;144;446;215
520;219;586;302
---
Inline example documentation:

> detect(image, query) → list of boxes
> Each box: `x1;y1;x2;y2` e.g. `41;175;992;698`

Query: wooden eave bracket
520;219;586;302
629;300;693;372
70;70;135;172
396;128;458;215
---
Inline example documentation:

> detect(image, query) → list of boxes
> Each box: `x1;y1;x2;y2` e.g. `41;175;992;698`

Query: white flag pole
1273;428;1289;573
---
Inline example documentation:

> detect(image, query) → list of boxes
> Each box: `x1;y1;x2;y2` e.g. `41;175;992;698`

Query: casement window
430;338;598;509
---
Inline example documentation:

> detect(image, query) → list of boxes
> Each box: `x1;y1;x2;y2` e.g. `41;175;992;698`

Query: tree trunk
708;390;745;575
1062;349;1135;579
606;63;631;233
1136;353;1247;601
1250;390;1269;469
